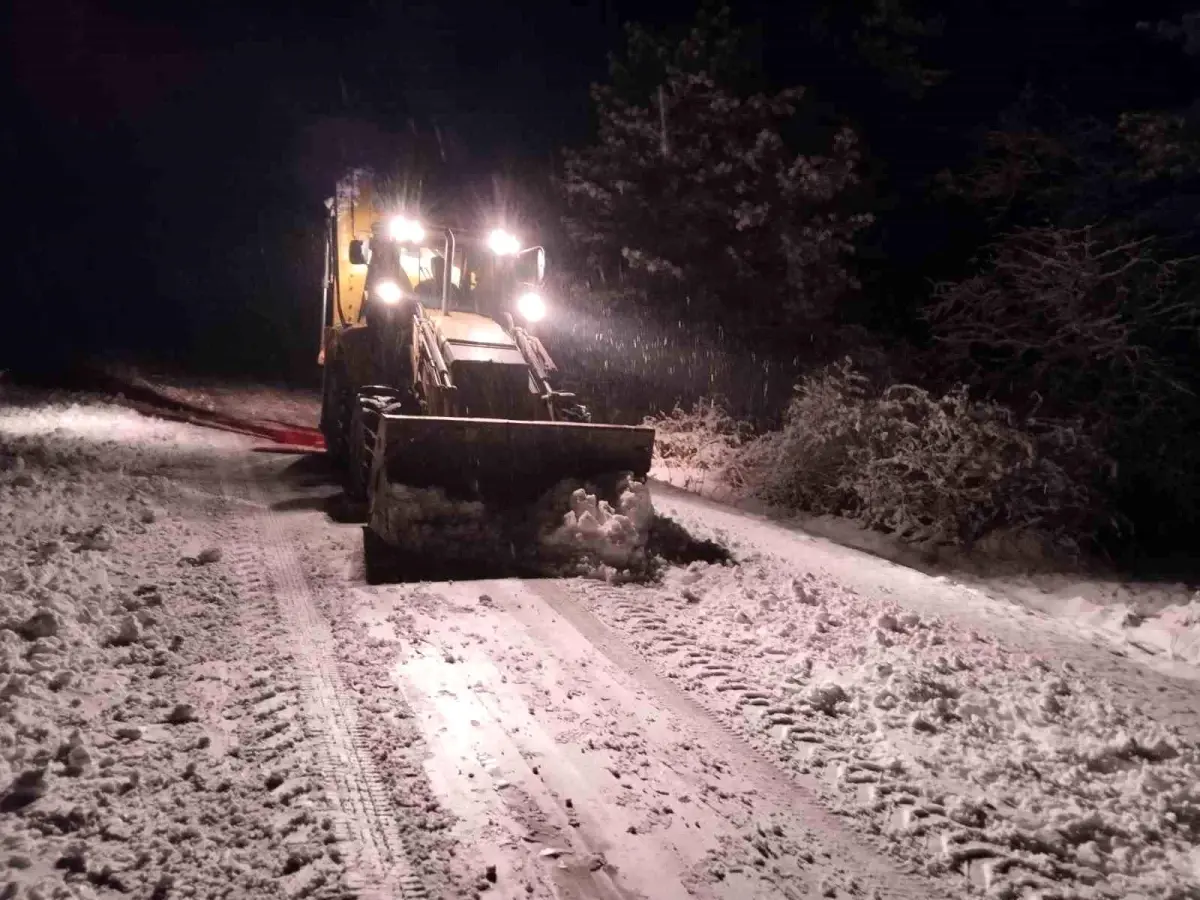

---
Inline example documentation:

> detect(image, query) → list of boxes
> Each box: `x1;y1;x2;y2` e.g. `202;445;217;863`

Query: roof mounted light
488;228;521;256
389;216;426;244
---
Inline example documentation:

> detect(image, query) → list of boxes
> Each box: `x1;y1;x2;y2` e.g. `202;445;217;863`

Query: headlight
389;216;426;243
488;228;520;256
374;280;403;304
517;291;546;322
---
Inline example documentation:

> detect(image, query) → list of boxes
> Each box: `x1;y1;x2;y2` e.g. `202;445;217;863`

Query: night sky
6;0;1193;380
8;0;627;378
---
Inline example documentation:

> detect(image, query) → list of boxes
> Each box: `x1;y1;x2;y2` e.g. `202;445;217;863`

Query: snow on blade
542;478;655;578
370;484;513;569
369;474;680;581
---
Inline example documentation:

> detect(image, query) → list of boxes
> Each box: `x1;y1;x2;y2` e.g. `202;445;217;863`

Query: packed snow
370;483;513;565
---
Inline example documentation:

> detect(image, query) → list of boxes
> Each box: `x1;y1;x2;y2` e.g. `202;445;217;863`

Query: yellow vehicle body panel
331;170;380;328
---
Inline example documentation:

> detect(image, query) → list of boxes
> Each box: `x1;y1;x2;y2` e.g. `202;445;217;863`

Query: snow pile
370;475;675;580
943;570;1200;672
1055;590;1200;666
659;465;1200;674
1149;594;1200;663
572;551;1200;899
542;478;654;578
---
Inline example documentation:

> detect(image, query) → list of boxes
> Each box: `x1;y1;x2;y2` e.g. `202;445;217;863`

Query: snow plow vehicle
318;171;654;555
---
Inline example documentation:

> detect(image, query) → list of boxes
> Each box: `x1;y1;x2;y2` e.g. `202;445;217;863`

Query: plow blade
373;414;655;506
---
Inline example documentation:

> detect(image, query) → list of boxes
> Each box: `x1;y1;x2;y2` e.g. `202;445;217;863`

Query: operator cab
358;221;547;328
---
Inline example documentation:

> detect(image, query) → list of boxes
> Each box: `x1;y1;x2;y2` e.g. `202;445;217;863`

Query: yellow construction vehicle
318;170;654;547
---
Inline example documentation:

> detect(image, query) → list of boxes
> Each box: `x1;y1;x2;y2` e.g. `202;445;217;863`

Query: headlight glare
375;280;403;305
488;228;521;256
517;291;546;322
389;217;426;243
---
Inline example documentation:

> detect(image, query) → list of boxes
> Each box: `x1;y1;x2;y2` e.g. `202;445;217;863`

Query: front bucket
372;414;655;506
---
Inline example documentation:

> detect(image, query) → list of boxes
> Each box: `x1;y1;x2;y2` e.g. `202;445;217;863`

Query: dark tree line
549;1;1200;566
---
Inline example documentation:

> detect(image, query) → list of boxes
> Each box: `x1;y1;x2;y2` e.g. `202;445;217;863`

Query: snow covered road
245;453;941;900
574;487;1200;898
2;393;1198;900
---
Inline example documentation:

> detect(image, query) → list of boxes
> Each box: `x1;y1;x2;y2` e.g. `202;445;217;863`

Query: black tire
320;364;354;467
347;388;411;502
346;401;379;502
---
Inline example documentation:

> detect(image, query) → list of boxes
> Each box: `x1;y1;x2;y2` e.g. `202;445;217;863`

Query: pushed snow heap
543;478;654;576
368;474;663;580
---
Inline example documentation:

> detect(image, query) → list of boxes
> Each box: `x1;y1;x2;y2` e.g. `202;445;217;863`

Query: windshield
391;240;523;317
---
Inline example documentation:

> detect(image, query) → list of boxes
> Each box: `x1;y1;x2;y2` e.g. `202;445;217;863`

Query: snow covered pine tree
562;4;872;337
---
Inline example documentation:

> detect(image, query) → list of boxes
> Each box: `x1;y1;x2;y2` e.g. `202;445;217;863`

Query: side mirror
514;247;546;285
348;239;367;266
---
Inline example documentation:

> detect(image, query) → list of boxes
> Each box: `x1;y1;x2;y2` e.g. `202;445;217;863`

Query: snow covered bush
741;360;1108;553
738;359;871;515
843;386;1107;550
644;398;752;489
927;222;1200;554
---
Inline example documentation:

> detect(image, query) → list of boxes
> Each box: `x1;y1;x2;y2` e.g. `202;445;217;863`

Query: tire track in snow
526;580;952;900
571;571;1200;899
221;461;434;900
639;590;1052;896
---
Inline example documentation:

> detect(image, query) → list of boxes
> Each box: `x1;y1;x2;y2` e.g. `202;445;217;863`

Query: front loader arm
511;326;583;420
412;307;454;392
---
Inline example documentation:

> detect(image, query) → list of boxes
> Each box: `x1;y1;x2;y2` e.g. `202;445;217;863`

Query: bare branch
927;224;1198;423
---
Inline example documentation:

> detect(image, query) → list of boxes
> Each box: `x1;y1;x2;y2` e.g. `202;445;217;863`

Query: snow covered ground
103;366;322;430
578;483;1200;898
653;461;1200;673
0;395;346;899
3;389;1198;900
